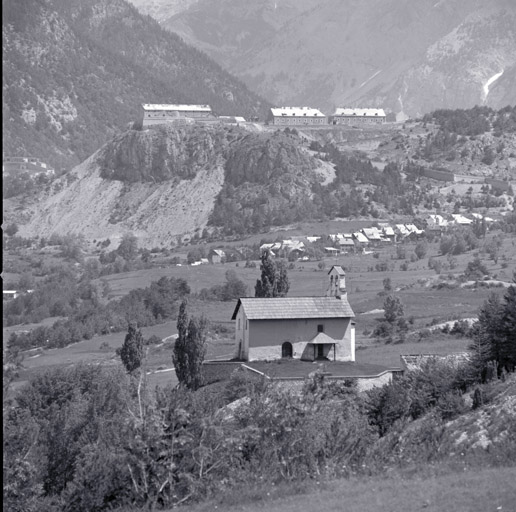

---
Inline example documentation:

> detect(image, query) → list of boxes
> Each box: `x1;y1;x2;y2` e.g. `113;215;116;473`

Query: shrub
99;341;111;352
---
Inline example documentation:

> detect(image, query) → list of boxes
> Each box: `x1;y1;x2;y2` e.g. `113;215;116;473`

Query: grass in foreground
176;465;516;512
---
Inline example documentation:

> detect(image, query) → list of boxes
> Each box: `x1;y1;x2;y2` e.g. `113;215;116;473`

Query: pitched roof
308;332;337;344
333;108;386;117
353;232;369;243
271;106;325;117
231;296;354;320
328;265;346;275
142;103;212;112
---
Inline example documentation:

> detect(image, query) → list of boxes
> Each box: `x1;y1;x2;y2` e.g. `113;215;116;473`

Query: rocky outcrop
13;125;325;247
97;125;226;183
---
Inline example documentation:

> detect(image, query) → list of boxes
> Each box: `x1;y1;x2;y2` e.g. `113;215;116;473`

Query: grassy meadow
7;226;516;391
178;465;516;512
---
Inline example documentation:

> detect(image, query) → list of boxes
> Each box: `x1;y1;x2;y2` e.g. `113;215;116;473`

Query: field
179;466;516;512
8;227;515;393
3;221;516;387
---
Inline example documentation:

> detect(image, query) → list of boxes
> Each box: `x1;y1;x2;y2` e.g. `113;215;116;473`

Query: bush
145;335;162;345
99;341;111;351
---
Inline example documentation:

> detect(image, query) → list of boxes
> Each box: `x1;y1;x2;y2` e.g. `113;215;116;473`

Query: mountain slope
162;0;516;117
2;0;270;172
11;125;326;247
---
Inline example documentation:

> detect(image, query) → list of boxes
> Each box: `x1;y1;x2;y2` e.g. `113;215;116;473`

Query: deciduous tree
383;295;405;324
117;233;138;262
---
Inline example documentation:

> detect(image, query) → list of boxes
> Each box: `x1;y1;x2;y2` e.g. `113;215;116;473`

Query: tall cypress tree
255;250;289;298
120;322;144;373
276;259;290;297
173;300;207;390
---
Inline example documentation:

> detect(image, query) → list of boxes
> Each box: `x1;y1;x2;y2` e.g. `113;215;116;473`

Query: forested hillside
2;0;270;172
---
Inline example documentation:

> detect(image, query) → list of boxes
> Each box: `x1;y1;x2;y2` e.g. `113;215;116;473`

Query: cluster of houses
427;213;494;230
194;213;495;268
249;213;494;261
141;104;387;129
258;223;424;259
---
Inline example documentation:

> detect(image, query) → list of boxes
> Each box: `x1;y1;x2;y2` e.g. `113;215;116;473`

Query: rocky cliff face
12;125;325;247
161;0;516;117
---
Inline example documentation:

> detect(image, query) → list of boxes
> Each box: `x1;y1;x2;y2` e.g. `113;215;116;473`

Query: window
317;324;324;333
238;319;241;330
246;320;248;330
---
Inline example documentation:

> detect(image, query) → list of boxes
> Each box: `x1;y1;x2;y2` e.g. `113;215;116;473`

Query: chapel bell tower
327;265;346;298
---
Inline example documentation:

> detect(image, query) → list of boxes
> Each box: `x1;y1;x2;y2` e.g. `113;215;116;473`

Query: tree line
7;275;190;351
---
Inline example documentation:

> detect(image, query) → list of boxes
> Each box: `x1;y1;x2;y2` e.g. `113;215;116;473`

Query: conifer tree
120;322;144;373
469;293;504;381
276;259;290;297
500;284;516;372
173;300;207;390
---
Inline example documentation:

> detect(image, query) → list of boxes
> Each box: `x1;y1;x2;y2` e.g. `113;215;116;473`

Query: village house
3;289;34;301
3;290;19;300
353;231;369;249
395;224;411;238
270;107;327;126
451;214;473;226
141;104;213;127
427;214;449;231
3;156;55;177
338;238;356;253
208;249;226;264
380;225;396;242
471;213;495;224
405;224;424;236
231;266;355;362
324;247;339;256
361;227;383;246
330;108;386;125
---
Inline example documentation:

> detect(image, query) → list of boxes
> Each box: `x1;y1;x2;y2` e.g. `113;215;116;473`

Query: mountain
160;0;516;118
7;105;516;246
8;124;331;247
2;0;270;172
